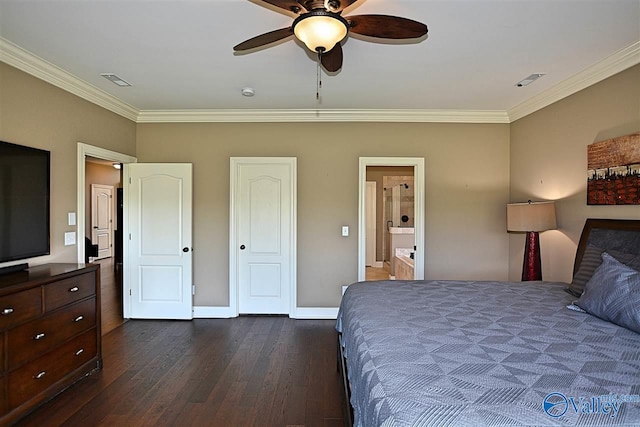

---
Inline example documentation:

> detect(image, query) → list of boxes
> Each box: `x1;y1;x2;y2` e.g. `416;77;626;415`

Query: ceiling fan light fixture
293;12;348;53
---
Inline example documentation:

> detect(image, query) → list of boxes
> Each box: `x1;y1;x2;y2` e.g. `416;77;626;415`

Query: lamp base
522;231;542;281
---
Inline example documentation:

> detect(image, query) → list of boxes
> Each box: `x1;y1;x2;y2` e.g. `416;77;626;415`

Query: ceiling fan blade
321;43;343;72
346;15;428;39
257;0;306;14
234;27;294;51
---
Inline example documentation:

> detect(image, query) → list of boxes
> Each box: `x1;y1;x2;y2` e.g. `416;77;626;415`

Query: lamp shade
506;201;557;232
293;13;348;53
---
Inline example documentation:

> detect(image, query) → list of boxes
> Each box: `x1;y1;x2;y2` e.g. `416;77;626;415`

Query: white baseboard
193;306;340;320
373;261;383;268
192;306;236;318
291;307;339;319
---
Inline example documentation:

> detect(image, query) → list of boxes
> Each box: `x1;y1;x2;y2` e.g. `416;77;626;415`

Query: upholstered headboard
573;218;640;276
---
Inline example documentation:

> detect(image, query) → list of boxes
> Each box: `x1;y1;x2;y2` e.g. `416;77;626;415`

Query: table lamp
506;200;557;281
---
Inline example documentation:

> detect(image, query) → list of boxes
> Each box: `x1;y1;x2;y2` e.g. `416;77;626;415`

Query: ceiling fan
233;0;428;72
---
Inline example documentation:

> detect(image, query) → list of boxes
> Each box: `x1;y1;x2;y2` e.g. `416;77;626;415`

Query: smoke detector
241;87;255;97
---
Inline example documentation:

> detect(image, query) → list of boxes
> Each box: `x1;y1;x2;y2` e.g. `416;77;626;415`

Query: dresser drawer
0;288;41;330
44;272;95;312
0;333;4;372
8;328;97;410
7;298;96;369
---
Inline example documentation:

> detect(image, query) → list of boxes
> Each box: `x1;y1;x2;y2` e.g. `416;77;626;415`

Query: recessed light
515;73;545;87
101;73;131;87
241;87;255;97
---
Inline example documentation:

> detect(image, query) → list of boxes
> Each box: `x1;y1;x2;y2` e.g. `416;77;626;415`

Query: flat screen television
0;141;51;264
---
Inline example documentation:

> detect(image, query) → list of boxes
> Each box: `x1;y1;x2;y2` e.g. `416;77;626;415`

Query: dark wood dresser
0;263;101;425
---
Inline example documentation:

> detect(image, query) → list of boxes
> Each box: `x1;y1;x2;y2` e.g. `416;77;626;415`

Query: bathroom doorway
382;173;414;279
358;157;425;282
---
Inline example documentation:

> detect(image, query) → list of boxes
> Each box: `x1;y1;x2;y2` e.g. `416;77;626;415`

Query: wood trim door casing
358;157;425;281
77;143;137;265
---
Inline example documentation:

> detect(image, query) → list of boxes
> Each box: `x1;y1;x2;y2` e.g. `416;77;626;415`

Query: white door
231;158;296;315
125;163;193;319
91;184;113;260
365;181;376;267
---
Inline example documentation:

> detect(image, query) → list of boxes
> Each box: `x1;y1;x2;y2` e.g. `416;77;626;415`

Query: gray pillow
569;245;639;295
575;252;640;333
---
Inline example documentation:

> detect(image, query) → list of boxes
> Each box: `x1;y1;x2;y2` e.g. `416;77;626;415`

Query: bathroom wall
383;175;415;226
366;166;414;262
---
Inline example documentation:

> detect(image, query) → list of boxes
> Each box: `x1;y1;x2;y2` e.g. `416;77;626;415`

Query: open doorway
77;143;137;334
366;167;415;280
358;157;425;282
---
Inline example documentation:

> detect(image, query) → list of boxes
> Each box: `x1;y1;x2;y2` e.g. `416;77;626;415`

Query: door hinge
129;233;132;240
129;289;132;296
192;285;196;295
129;177;132;184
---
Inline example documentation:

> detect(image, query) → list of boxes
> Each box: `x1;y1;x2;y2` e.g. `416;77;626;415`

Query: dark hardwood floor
94;257;126;335
15;317;345;427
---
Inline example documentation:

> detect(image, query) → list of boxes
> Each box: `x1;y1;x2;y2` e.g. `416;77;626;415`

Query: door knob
182;247;190;252
240;245;246;250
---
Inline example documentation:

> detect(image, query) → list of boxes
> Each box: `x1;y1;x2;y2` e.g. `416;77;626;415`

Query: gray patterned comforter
336;280;640;427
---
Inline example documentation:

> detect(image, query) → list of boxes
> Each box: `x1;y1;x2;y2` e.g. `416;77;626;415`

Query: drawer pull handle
73;315;84;322
34;371;46;380
69;286;79;292
34;333;46;340
1;308;14;315
75;348;84;356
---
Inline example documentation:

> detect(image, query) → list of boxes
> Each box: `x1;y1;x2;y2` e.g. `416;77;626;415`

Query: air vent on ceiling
515;73;545;87
100;73;131;87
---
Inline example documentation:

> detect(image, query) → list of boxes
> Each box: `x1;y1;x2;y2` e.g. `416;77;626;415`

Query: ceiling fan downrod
316;51;323;101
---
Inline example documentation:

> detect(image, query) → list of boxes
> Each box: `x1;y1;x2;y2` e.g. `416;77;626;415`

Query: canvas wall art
587;133;640;205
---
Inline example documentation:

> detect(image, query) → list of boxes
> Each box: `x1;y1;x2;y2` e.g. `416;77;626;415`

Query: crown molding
508;41;640;122
136;109;510;123
0;37;139;122
2;35;637;124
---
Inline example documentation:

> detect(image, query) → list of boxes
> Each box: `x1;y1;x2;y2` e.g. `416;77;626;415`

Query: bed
336;218;640;426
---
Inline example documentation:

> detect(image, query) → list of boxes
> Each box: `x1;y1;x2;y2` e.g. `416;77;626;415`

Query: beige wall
0;63;136;268
137;122;511;307
509;64;640;282
4;57;638;309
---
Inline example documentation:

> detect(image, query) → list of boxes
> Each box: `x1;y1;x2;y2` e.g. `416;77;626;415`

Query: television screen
0;141;50;263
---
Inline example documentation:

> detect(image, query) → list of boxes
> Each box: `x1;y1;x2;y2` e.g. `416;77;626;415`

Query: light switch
68;212;76;226
64;232;76;246
341;226;349;237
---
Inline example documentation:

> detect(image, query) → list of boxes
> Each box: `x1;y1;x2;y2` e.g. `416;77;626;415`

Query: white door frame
229;157;297;318
76;143;137;265
358;157;425;282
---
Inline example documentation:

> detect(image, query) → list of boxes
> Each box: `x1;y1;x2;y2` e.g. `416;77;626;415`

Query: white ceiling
0;0;639;122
